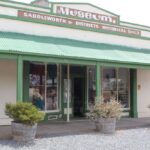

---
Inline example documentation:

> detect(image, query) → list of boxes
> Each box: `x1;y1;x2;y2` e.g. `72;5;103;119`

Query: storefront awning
1;32;150;66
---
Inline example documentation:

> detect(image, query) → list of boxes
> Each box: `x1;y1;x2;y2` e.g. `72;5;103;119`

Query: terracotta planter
11;122;37;142
95;118;116;134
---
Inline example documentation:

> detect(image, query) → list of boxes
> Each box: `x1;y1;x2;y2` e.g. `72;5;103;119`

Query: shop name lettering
18;10;141;36
56;6;118;25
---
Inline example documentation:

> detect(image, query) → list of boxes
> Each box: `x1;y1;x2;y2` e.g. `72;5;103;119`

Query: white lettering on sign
56;6;118;24
18;10;141;37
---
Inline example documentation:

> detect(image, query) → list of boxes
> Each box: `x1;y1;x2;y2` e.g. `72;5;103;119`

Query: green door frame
130;69;138;118
96;63;101;102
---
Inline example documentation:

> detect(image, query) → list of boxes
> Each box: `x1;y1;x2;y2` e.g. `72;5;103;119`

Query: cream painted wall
0;60;17;125
1;18;150;49
137;69;150;117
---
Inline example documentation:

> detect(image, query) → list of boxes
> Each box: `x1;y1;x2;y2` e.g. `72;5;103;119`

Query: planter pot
95;118;116;134
11;122;37;142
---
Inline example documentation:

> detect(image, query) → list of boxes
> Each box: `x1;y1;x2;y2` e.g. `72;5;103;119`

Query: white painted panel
0;18;150;49
137;69;150;118
64;108;72;114
0;6;17;16
0;60;17;125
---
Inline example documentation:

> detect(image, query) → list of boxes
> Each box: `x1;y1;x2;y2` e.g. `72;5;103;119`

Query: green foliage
5;102;45;125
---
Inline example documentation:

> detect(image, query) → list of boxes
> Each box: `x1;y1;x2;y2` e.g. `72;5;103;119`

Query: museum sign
18;10;141;37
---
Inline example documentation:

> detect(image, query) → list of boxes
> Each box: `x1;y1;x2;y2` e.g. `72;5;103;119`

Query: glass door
118;68;130;109
102;68;117;102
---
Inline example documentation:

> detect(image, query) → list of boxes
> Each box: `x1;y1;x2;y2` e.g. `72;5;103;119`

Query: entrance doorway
73;77;84;117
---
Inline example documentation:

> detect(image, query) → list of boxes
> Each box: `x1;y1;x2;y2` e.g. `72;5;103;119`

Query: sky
11;0;150;26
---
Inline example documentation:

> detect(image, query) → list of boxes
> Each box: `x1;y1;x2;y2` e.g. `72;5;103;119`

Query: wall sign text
56;6;118;25
18;10;141;37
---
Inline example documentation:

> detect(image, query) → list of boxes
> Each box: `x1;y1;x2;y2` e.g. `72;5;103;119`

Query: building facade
0;0;150;125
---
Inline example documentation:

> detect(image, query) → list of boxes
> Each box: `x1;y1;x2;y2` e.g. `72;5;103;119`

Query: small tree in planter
88;98;124;134
5;102;44;142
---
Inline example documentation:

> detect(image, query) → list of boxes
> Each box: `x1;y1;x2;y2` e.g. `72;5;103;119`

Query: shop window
46;64;58;111
87;66;130;110
29;62;59;111
102;67;130;108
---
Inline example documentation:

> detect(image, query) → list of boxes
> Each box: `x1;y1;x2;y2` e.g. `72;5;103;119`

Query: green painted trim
96;63;101;101
0;0;50;10
97;62;150;69
17;55;23;102
18;54;150;69
22;55;96;65
23;61;30;102
1;50;150;69
130;69;138;118
0;53;17;60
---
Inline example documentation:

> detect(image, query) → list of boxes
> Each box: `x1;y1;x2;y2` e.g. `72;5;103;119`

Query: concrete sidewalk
0;117;150;139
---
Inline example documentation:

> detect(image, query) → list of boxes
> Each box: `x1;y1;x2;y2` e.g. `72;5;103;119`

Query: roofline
121;21;150;30
0;0;50;9
0;0;150;29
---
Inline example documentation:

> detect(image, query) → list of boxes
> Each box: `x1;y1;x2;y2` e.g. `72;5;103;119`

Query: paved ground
0;117;150;139
1;128;150;150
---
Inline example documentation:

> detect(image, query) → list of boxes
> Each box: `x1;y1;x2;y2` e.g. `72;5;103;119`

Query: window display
102;67;130;108
29;62;59;111
46;64;58;110
102;68;117;102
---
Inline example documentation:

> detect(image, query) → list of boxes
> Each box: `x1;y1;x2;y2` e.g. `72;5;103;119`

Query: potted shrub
88;98;124;134
5;102;44;142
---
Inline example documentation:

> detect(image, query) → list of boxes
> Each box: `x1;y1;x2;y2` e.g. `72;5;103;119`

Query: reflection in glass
102;67;130;108
46;64;58;111
29;63;59;111
29;63;45;110
118;68;130;108
102;68;117;102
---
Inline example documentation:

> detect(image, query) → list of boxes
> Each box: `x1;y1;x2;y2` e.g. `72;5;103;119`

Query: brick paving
0;117;150;139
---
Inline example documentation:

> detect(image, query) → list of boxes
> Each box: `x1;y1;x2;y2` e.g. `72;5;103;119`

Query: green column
96;63;101;102
23;61;30;102
17;55;23;102
130;69;138;118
